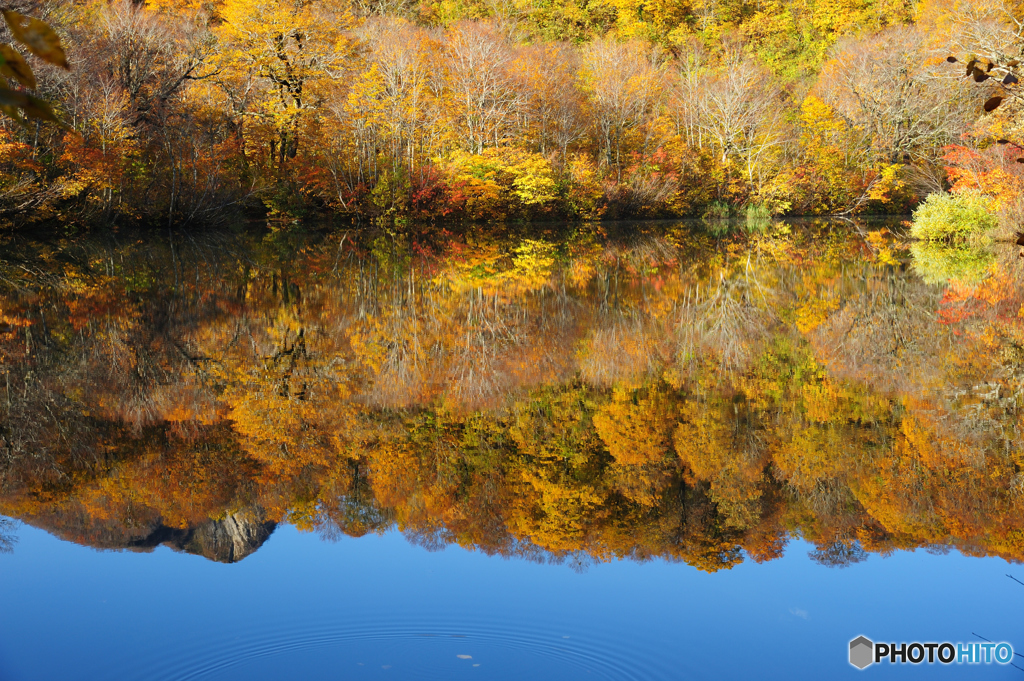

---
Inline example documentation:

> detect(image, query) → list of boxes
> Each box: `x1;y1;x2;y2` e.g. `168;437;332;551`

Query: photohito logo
848;636;1014;669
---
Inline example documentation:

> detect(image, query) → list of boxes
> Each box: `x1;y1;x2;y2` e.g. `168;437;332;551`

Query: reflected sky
1;520;1021;680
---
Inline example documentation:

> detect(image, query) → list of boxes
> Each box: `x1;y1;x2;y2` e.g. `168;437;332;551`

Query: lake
0;220;1021;679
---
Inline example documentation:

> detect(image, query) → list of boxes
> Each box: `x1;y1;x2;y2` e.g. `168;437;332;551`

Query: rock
18;506;277;563
166;509;277;563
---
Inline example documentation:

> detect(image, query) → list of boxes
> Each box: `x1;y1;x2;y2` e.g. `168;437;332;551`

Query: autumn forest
0;0;1021;228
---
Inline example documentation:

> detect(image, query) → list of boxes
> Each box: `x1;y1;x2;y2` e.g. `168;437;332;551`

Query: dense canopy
0;0;1021;228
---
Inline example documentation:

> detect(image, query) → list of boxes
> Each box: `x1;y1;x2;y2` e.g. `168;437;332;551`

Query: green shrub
700;201;731;236
745;203;770;220
910;191;998;244
910;241;995;285
701;201;730;221
744;203;771;233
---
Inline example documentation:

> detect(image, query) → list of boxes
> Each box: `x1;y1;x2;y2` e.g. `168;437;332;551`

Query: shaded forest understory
1;223;1022;568
0;0;1022;230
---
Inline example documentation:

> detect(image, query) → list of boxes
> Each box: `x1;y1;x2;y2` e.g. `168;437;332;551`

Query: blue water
0;521;1019;680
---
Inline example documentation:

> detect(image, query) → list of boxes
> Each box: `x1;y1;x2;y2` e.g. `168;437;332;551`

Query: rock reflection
0;222;1022;569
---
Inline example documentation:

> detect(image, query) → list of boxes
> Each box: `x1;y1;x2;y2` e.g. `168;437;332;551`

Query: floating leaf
984;96;1003;112
1;10;70;70
0;43;36;89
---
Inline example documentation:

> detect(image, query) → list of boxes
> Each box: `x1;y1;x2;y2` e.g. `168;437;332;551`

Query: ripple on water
140;615;681;681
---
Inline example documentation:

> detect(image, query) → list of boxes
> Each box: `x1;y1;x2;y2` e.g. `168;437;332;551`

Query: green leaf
0;43;37;89
1;10;70;70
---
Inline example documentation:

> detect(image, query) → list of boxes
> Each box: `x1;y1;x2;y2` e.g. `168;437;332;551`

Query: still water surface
1;522;1021;679
0;220;1021;678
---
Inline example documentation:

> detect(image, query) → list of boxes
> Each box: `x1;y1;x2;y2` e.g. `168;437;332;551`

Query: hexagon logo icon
850;636;874;669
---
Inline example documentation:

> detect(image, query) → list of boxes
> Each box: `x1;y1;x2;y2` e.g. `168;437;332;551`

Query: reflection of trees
811;259;1022;463
675;261;774;372
0;517;15;553
334;241;584;410
812;266;957;395
316;488;394;541
808;539;868;568
2;228;1024;570
442;284;575;409
580;311;666;387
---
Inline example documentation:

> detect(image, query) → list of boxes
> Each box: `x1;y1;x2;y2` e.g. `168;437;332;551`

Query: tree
95;1;214;126
690;48;789;202
442;21;521;153
217;0;355;167
514;42;587;160
817;27;975;210
579;38;663;179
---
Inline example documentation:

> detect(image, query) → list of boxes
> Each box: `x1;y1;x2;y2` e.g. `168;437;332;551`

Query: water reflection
0;517;15;553
0;221;1021;570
